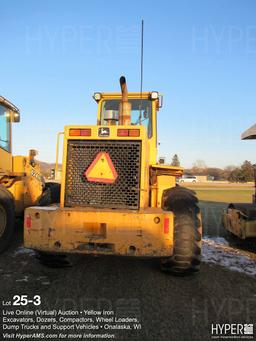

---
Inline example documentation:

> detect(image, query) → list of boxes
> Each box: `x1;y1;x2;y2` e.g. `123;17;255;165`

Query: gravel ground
0;201;256;341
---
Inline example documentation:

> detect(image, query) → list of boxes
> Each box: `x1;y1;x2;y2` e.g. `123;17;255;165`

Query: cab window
0;104;11;152
101;99;152;137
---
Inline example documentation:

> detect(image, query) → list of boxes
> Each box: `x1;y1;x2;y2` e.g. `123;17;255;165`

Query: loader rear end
24;77;202;274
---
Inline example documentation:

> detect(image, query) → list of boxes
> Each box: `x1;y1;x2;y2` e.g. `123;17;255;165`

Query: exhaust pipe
119;76;131;125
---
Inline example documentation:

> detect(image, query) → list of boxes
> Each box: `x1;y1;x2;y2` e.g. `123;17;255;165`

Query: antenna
139;19;144;124
140;19;144;97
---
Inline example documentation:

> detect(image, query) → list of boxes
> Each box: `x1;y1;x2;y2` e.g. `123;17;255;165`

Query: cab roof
93;92;159;101
0;96;20;113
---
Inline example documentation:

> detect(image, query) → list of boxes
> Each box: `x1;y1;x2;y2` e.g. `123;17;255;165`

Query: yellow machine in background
0;96;59;253
24;77;202;274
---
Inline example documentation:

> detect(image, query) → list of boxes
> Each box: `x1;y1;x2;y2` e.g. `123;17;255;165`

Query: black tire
39;182;61;206
0;186;15;253
161;186;202;275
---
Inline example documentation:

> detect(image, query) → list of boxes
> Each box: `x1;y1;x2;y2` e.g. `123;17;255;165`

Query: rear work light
117;129;140;137
93;92;102;101
69;129;91;136
150;91;159;99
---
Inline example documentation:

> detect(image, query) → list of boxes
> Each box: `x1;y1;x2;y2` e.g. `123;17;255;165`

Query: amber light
117;129;140;137
69;129;91;136
117;129;129;137
129;129;140;137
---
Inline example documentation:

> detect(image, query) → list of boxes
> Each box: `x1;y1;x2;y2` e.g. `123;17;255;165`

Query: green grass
187;188;255;203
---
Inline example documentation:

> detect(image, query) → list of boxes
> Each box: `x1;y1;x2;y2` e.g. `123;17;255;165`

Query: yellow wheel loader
24;77;202;274
0;96;60;253
223;124;256;239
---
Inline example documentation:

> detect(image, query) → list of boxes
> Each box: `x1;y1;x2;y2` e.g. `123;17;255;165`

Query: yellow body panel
223;209;256;239
1;155;44;215
0;97;44;217
0;148;12;173
24;206;174;257
150;165;183;208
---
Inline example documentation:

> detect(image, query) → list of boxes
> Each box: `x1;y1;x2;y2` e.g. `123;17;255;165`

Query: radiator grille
65;140;141;209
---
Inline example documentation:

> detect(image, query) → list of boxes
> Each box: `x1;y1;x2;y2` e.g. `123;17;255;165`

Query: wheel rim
0;204;7;237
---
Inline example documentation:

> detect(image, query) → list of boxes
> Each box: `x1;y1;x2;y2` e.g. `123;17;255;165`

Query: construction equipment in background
24;77;202;274
223;124;256;239
0;96;60;253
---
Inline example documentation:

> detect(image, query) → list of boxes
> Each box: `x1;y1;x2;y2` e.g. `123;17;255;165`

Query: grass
185;183;255;203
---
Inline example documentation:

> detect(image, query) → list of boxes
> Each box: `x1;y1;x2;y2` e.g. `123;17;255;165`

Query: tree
191;159;207;175
228;161;254;183
228;168;244;183
240;160;254;182
171;154;180;167
193;159;207;170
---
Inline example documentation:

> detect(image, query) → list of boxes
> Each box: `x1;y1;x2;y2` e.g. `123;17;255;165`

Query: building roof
241;124;256;140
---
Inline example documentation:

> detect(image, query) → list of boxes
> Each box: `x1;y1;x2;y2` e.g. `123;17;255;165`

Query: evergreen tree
171;154;180;167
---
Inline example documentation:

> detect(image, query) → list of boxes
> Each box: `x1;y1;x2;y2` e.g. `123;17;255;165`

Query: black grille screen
65;140;141;209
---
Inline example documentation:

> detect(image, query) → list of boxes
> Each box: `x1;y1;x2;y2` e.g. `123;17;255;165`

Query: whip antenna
140;19;144;96
139;19;144;123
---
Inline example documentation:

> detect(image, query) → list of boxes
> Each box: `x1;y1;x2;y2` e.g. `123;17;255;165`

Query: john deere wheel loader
223;124;256;239
24;77;202;274
0;96;59;253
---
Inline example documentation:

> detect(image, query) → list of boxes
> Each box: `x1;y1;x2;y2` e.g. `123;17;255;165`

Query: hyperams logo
211;324;254;339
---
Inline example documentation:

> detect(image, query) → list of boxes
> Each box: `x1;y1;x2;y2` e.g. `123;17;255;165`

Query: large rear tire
161;186;202;275
0;186;15;253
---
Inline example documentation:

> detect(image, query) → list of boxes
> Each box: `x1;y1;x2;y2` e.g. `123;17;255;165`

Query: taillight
80;129;91;136
69;129;91;136
117;129;140;137
164;218;169;234
26;215;32;228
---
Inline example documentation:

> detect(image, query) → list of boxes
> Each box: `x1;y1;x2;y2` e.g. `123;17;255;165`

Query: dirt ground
0;201;256;341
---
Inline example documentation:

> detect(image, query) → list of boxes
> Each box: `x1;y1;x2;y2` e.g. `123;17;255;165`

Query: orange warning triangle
85;152;118;184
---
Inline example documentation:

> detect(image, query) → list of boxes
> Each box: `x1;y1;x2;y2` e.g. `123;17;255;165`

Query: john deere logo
98;127;110;137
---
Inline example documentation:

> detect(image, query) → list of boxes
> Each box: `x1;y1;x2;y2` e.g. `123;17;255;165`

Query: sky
1;0;256;168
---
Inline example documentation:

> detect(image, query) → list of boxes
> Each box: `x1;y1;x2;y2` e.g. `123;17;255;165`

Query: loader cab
100;98;153;137
94;91;161;164
0;104;11;153
0;97;20;173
